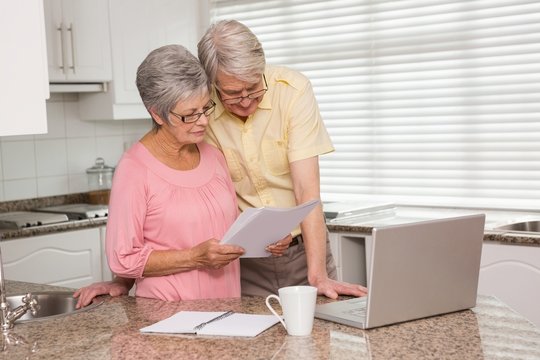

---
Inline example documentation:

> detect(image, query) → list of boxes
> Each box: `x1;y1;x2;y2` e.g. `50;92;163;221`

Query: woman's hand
190;239;245;269
73;277;134;309
266;234;293;256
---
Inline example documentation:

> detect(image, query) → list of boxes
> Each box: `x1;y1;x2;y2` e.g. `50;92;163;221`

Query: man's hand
265;234;293;256
311;277;368;299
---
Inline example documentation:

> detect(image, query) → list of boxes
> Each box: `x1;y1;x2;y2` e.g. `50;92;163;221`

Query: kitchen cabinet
44;0;111;83
100;226;113;281
478;242;540;327
0;0;48;136
79;0;207;120
1;228;103;289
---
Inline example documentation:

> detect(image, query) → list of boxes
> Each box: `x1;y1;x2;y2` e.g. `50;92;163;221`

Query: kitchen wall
0;93;151;201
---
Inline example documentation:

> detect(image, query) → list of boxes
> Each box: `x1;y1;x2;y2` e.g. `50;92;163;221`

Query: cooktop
34;203;108;220
0;211;69;230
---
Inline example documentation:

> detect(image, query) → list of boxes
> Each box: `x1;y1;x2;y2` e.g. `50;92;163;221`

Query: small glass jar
86;157;114;204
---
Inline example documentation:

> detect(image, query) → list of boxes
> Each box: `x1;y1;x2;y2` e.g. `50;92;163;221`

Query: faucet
0;246;39;332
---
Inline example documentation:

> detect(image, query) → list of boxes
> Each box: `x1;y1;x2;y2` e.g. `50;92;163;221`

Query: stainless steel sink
494;220;540;233
6;291;103;323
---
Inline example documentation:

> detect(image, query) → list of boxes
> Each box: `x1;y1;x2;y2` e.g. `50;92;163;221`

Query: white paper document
140;311;279;337
221;199;320;257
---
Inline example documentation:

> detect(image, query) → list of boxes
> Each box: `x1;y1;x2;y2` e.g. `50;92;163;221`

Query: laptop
315;214;485;329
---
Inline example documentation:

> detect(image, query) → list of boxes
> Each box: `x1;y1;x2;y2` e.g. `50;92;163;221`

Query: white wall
0;93;150;201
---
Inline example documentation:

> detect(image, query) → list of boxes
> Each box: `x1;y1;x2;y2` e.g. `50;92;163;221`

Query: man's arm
289;156;367;299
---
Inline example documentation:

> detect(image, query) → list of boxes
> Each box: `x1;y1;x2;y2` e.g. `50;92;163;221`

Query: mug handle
265;294;287;330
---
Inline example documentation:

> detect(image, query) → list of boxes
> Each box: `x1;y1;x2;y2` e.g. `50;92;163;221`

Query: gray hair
136;44;211;129
198;20;265;85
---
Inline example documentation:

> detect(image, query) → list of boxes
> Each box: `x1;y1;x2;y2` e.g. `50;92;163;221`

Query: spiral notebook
140;311;279;337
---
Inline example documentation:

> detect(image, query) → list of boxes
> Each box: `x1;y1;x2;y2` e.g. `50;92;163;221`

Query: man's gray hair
198;20;265;85
136;44;210;129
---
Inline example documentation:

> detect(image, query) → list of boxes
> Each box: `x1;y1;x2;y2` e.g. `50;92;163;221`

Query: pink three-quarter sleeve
105;156;153;278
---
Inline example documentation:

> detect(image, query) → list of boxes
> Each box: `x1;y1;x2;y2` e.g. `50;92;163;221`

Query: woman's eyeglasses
169;100;216;124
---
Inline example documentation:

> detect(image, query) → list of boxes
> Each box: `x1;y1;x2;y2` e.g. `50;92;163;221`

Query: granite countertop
3;281;540;360
0;217;107;240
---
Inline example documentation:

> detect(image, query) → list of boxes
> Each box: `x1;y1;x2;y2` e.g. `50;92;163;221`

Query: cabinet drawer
2;228;102;289
479;242;540;327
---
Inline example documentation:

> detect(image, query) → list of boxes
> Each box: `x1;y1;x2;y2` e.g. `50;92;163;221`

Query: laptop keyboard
343;297;367;317
345;307;366;317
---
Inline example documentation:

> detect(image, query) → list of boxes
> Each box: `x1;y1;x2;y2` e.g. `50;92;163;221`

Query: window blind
210;0;540;210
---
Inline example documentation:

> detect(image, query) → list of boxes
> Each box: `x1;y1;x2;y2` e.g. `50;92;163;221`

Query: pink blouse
105;141;240;301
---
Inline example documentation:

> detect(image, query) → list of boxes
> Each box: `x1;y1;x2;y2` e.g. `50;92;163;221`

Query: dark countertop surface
326;204;540;246
3;280;540;360
0;217;107;240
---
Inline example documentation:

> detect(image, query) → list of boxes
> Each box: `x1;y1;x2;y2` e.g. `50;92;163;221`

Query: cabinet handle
67;23;76;73
57;23;66;74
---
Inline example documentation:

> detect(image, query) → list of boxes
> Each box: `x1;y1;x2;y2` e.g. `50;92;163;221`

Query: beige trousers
240;238;337;297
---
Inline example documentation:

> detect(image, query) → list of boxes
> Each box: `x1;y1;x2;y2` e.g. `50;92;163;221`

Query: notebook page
140;311;226;334
197;313;279;337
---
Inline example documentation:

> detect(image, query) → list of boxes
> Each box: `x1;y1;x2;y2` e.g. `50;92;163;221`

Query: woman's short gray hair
198;20;265;85
136;44;210;129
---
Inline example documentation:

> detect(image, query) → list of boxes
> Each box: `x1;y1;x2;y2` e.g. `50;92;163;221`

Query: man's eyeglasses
169;100;216;124
217;75;268;105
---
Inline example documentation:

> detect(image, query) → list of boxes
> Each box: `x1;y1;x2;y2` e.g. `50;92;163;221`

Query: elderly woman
79;44;245;304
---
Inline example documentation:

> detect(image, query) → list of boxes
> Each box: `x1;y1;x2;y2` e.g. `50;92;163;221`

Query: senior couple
74;20;367;308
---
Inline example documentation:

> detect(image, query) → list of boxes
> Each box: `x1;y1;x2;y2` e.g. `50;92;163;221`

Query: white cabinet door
0;0;48;136
1;228;103;289
44;0;111;82
478;242;540;327
101;226;135;295
79;0;205;120
100;226;113;281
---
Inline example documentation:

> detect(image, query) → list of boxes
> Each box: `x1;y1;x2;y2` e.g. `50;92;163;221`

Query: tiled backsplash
0;93;150;201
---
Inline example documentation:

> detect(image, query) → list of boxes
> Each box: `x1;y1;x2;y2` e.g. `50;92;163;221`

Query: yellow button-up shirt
205;65;334;223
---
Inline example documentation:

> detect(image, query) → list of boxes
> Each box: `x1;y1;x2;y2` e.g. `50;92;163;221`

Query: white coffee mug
265;285;317;336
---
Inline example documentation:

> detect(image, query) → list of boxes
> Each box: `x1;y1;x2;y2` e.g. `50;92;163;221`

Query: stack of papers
140;311;279;337
221;199;320;257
